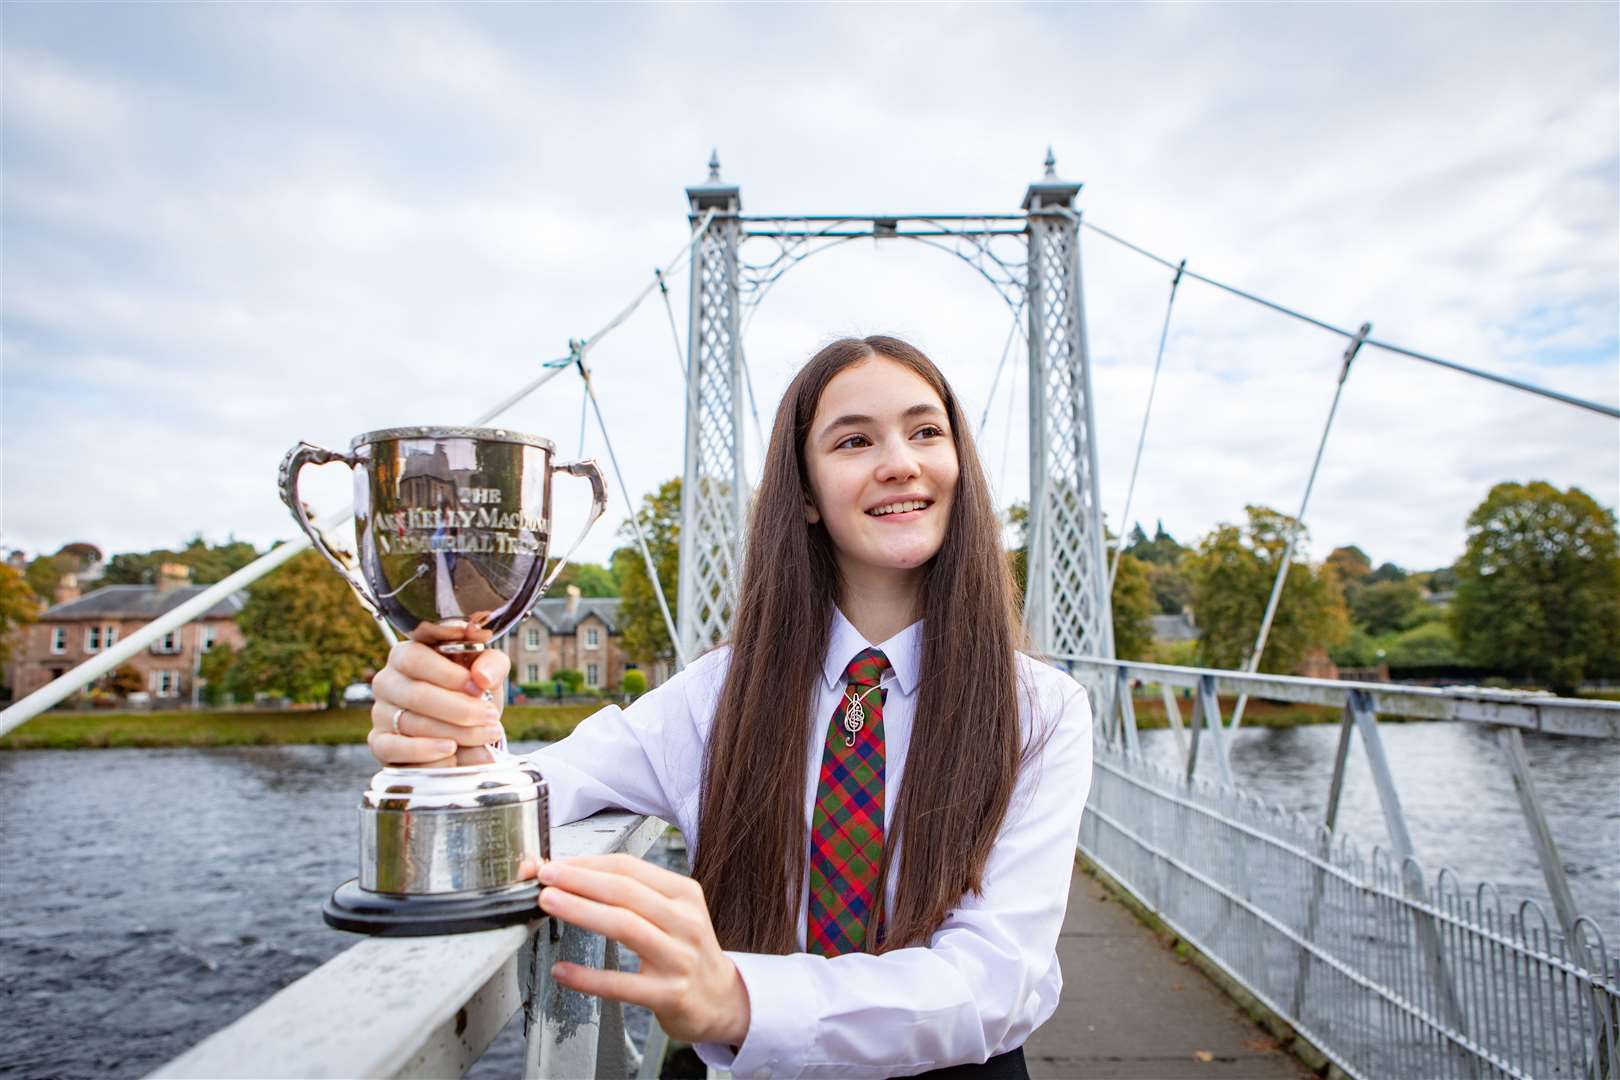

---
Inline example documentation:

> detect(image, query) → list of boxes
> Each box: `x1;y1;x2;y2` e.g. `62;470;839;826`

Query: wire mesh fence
1079;744;1619;1079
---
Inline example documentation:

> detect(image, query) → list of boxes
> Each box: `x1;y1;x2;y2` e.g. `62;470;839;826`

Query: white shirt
521;609;1094;1079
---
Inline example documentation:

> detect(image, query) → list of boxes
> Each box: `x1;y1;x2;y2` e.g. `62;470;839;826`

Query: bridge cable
999;326;1021;503
1075;215;1618;421
0;209;717;735
977;303;1027;438
572;346;688;669
1109;259;1186;591
655;269;688;382
1230;323;1372;732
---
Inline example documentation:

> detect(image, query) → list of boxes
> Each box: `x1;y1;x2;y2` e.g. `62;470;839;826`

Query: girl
368;336;1093;1079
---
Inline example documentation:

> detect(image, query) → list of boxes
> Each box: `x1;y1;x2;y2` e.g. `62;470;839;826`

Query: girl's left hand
522;854;751;1047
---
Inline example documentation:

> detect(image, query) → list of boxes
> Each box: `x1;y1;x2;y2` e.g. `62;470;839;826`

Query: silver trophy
279;426;607;935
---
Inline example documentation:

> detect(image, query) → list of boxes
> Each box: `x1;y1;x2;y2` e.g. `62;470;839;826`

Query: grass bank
1130;694;1341;728
0;704;605;751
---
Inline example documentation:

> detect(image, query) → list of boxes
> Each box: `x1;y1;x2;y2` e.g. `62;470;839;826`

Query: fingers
539;886;685;970
374;666;501;729
539;860;687;934
558;853;703;902
367;728;457;766
389;640;483;692
470;649;510;691
370;702;503;746
549;962;664;1011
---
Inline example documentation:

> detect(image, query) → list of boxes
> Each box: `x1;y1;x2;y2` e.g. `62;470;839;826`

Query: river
1;724;1614;1079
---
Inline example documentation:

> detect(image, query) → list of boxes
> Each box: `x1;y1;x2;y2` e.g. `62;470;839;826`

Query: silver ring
391;706;406;735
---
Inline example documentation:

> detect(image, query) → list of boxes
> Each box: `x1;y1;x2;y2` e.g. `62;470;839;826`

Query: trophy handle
278;441;382;620
536;458;609;600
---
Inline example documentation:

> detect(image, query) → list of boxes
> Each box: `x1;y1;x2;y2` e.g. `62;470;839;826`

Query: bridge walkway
1025;864;1311;1079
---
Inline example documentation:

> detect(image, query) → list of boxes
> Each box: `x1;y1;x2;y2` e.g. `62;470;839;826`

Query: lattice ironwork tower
673;151;1114;663
677;153;747;662
1023;158;1114;659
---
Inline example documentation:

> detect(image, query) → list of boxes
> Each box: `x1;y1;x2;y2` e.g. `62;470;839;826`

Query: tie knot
844;647;890;688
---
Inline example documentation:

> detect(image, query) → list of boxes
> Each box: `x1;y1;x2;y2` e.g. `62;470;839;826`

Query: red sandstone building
5;564;245;704
501;586;668;693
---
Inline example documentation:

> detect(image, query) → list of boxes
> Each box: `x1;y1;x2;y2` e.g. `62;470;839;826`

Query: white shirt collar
821;606;922;695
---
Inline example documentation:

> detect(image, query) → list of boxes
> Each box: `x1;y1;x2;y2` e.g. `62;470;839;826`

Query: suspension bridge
3;152;1616;1079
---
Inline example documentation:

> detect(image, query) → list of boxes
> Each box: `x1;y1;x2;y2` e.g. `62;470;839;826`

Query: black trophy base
323;878;541;936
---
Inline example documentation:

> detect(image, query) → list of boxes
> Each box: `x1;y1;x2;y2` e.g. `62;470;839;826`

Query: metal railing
1060;655;1620;1079
155;812;670;1080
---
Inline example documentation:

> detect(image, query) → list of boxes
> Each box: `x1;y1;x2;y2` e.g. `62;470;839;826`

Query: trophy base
323;879;541;936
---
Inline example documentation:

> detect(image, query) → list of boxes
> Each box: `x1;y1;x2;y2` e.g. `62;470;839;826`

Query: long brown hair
692;335;1026;954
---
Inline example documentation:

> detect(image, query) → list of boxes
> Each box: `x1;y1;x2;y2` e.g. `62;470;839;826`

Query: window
584;627;600;649
50;627;66;654
86;626;102;652
201;626;217;651
525;627;541;650
525;664;539;683
151;671;180;697
586;663;599;688
152;631;181;655
105;626;118;647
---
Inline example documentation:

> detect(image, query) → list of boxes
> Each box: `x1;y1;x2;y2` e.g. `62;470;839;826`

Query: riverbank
1130;695;1341;729
0;704;603;750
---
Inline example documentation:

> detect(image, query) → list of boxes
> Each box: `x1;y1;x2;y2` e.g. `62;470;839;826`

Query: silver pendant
843;696;866;747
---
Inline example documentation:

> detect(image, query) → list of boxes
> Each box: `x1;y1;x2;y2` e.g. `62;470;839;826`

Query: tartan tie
807;647;891;957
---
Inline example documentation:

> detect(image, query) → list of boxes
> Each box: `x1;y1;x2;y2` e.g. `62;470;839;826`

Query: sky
3;3;1617;579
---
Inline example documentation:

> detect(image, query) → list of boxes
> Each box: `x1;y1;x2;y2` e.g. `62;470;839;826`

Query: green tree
103;536;259;586
1184;506;1349;673
1325;545;1373;584
0;563;41;665
552;667;585;694
233;548;387;707
1386;621;1465;668
543;560;618;597
1453;481;1620;693
611;478;682;665
24;555;69;603
621;669;648;698
198;644;240;706
1112;552;1155;660
1145;560;1193;615
107;664;145;696
1351;578;1425;636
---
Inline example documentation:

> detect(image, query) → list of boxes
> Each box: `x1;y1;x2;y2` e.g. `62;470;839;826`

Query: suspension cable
655;268;688;382
999;325;1020;500
1077;215;1618;420
574;349;687;668
1229;323;1371;731
977;303;1026;438
1109;259;1186;589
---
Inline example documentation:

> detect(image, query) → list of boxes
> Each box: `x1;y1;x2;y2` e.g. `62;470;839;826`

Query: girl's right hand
368;640;510;767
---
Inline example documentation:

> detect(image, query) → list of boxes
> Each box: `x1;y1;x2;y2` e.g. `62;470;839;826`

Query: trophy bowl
279;426;606;935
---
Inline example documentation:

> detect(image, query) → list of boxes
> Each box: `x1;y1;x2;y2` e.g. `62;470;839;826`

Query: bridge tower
676;151;1114;662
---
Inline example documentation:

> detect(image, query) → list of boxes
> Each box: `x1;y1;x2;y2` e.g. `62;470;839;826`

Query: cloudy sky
3;3;1616;579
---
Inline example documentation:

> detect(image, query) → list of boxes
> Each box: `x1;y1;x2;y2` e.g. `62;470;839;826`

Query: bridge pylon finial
1044;146;1057;178
707;149;722;183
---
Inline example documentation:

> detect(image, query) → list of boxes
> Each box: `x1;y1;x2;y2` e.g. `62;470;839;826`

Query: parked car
342;682;375;706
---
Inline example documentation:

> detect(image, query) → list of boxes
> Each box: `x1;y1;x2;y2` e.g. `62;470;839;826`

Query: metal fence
1064;656;1620;1080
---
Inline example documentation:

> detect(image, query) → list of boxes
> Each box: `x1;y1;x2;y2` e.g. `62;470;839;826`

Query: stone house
502;585;668;693
5;563;245;704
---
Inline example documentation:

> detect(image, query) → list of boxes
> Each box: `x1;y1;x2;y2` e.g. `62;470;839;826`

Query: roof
42;584;246;622
1150;613;1200;643
527;596;620;635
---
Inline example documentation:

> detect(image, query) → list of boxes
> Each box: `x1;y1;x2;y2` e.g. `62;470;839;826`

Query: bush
552;668;585;694
622;670;647;699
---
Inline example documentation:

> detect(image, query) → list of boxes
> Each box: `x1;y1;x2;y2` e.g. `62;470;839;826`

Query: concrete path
1024;868;1312;1079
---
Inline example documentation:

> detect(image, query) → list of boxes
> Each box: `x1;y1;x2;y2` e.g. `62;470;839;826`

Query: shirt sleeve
510;651;723;828
696;672;1094;1079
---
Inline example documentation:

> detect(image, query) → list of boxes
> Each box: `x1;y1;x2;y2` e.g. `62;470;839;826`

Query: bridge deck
1025;866;1311;1079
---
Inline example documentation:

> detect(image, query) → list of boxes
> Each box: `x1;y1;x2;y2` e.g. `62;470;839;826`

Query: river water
1;725;1614;1079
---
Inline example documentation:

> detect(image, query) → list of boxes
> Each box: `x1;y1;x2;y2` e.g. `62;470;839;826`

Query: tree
1367;561;1408;584
621;670;647;698
1145;560;1193;615
1184;506;1349;673
612;478;682;665
233;548;387;707
1386;621;1465;667
108;664;146;696
1112;553;1155;660
1453;481;1620;693
102;536;259;586
1351;579;1425;636
552;667;585;694
198;645;240;706
1325;545;1373;584
0;563;41;666
543;560;618;597
24;555;68;603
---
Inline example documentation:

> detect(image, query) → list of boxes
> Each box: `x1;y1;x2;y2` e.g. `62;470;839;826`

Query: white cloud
2;3;1615;581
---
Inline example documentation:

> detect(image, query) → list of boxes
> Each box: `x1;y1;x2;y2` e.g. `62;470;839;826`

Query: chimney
156;562;191;593
53;573;81;606
565;584;581;617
